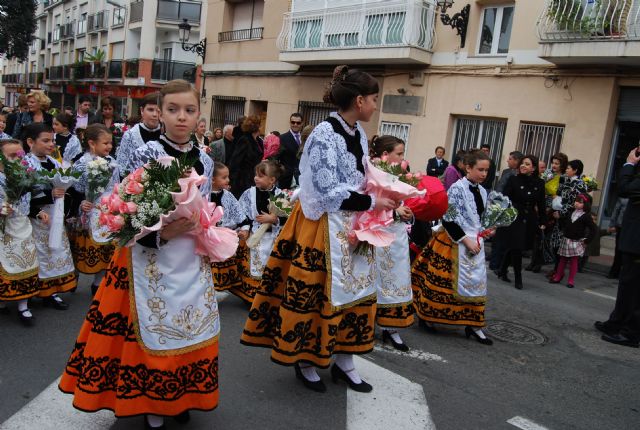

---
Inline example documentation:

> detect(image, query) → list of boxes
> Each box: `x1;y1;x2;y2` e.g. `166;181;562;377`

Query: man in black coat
596;148;640;348
5;94;28;137
277;112;303;189
426;146;449;177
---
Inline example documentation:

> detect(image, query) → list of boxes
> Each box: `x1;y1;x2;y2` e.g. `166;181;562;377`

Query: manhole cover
484;320;547;345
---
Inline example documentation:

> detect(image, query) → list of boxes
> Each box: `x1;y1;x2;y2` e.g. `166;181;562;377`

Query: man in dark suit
596;147;640;348
426;146;449;177
277;112;303;189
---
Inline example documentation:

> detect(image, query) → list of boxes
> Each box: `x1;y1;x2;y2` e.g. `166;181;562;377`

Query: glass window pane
387;12;405;44
293;20;308;48
327;34;340;47
498;7;514;54
345;33;358;46
366;14;384;45
479;8;497;54
309;19;322;47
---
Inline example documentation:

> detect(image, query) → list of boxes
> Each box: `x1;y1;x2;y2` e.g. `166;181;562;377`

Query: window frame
379;121;411;152
476;4;515;56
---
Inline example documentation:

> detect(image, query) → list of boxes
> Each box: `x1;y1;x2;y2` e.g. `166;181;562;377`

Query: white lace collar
160;134;193;153
329;112;358;137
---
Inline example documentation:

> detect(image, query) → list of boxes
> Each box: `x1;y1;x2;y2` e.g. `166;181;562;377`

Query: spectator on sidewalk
480;144;497;191
607;197;629;279
426;146;449;178
596;148;640;348
443;150;466;191
74;96;94;132
5;95;28;137
229;115;264;198
277;112;303;189
210;124;234;164
496;151;524;193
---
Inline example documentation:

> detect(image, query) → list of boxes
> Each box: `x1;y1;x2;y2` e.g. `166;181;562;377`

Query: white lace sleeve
116;127;135;176
199;151;213;198
71;153;90;194
238;188;253;222
298;122;363;221
63;135;82;165
220;190;244;228
443;181;468;226
128;141;165;173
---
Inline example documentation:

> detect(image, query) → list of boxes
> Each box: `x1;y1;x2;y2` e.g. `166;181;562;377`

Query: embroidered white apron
31;203;75;280
326;211;377;310
453;232;487;302
0;216;38;277
247;187;280;279
375;221;412;307
130;237;220;355
88;207;113;243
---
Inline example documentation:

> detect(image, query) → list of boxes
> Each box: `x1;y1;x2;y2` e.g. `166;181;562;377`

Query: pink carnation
119;201;138;214
125;180;144;195
401;160;409;171
105;214;125;232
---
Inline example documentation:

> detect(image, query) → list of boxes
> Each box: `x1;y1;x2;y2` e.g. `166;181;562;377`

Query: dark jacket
618;163;640;254
563;211;596;243
5;110;21;136
481;159;497;190
426;157;449;178
277;130;300;189
498;173;546;251
12;111;54;138
229;132;263;198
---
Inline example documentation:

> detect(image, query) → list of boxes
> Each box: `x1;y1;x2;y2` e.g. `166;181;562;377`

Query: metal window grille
380;121;411;149
452;117;507;164
297;101;334;127
210;96;246;129
516;122;564;165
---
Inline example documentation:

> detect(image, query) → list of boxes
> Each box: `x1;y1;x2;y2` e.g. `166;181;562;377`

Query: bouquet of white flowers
87;157;116;203
478;191;518;245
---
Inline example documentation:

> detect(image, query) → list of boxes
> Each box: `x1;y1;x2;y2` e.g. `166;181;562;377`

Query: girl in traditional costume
0;139;44;325
69;124;118;295
412;150;495;346
210;161;244;298
59;80;219;430
23;123;77;310
235;160;286;304
115;92;161;177
52;113;82;167
241;65;398;393
369;135;414;351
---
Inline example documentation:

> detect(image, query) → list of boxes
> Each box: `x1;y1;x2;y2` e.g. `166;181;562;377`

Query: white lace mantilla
115;124;150;175
58;134;82;167
216;189;244;228
127;138;213;198
298;112;369;221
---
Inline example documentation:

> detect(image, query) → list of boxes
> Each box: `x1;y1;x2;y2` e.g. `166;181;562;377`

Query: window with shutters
297;101;334;127
452;117;506;164
516;122;564;165
379;121;410;149
210;96;246;129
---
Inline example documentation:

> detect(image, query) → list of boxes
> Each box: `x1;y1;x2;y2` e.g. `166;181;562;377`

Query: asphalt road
1;263;638;430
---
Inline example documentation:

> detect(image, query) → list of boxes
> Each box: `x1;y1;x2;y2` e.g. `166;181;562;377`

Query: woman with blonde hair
11;91;54;139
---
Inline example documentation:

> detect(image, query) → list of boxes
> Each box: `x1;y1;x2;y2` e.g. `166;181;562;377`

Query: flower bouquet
38;167;82;250
541;169;555;183
246;188;295;249
87;157;116;203
0;150;38;233
477;191;518;246
99;155;238;262
370;156;424;187
350;158;426;255
582;174;599;192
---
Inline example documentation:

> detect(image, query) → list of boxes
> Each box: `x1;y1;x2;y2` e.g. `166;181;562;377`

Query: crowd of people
1;65;639;430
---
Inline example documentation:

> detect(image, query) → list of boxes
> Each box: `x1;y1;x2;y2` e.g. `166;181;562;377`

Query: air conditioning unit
409;71;425;86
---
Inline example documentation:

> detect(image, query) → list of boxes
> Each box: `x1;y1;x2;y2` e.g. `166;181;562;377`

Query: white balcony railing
277;0;436;52
537;0;640;41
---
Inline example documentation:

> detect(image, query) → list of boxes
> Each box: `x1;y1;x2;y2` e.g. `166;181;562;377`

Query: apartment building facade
1;0;206;117
201;0;640;221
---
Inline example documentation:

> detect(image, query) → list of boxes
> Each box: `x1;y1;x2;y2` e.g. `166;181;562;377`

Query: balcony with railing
1;74;25;86
157;1;201;24
73;63;107;81
151;60;196;83
28;72;44;87
537;0;640;64
277;0;436;65
130;1;144;23
219;27;264;42
61;22;75;40
108;60;123;81
125;59;140;78
88;11;110;33
47;66;66;82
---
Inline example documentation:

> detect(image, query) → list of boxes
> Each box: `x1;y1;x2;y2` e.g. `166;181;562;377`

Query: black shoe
91;284;99;296
18;309;35;327
531;265;542;273
294;364;326;393
144;416;166;430
464;326;493;345
42;295;69;310
382;329;409;352
524;264;534;272
173;411;190;424
601;333;639;348
514;280;523;290
499;273;511;283
418;319;438;334
606;273;619;280
330;364;372;393
566;283;574;289
594;321;619;337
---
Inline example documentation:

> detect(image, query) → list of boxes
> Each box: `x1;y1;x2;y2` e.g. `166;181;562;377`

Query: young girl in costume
69;124;118;295
23;123;78;310
0;113;11;139
210;161;244;297
52;112;82;167
550;193;596;288
242;65;398;393
234;159;286;304
60;79;219;430
0;139;45;325
370;135;414;352
412;150;495;346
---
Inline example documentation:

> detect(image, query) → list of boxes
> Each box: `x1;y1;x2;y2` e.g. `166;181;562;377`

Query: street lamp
178;19;206;61
436;1;471;48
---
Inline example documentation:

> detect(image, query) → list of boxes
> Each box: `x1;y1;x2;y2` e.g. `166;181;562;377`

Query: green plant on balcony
548;0;627;37
84;49;106;79
125;59;139;78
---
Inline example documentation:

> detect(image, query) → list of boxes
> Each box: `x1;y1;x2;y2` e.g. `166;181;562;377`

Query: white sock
473;328;487;339
334;354;362;384
388;330;404;344
50;293;63;303
299;364;321;382
17;299;28;312
216;291;229;303
146;415;164;428
93;270;105;286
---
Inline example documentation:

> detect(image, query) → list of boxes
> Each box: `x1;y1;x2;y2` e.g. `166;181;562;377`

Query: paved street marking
347;356;436;430
507;416;550;430
583;289;616;301
374;344;448;363
0;377;117;430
